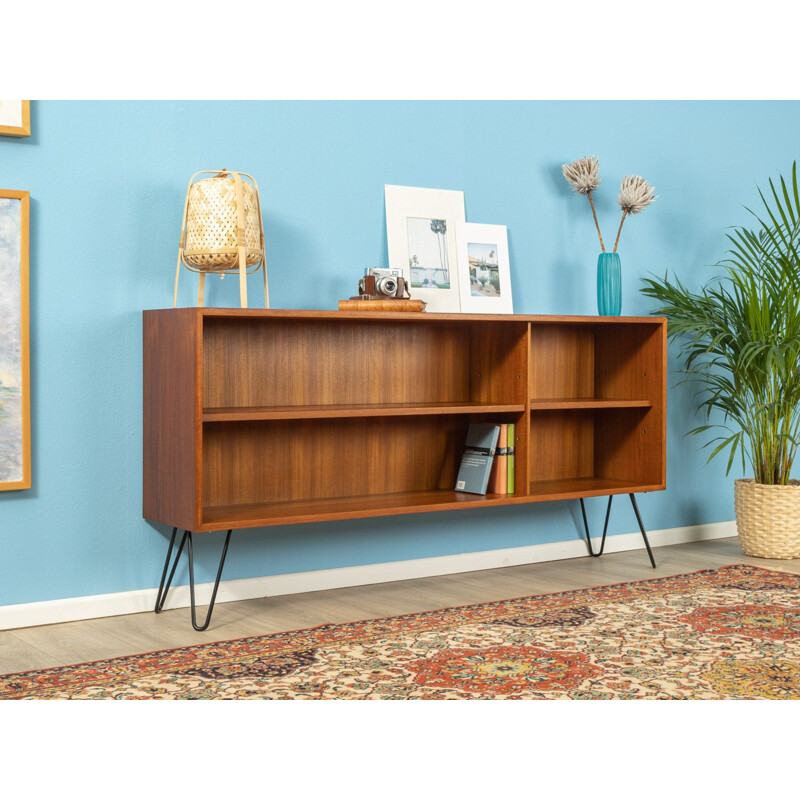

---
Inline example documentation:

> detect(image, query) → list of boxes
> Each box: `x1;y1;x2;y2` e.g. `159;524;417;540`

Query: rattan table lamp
174;170;269;308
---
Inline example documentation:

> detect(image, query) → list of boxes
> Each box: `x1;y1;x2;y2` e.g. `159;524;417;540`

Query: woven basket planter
734;478;800;559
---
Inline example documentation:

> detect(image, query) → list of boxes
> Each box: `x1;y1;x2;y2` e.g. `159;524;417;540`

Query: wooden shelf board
528;476;663;501
190;307;666;325
201;490;519;529
529;398;653;410
203;402;526;422
198;479;663;530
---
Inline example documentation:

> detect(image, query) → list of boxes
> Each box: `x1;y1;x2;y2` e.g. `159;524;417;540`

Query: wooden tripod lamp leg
197;272;206;307
238;247;248;308
173;253;182;308
233;172;248;309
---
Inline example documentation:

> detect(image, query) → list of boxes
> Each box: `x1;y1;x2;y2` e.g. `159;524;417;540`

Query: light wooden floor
2;536;799;676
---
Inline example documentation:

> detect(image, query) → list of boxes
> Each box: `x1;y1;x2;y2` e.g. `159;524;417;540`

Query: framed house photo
0;101;31;137
456;222;513;314
0;189;31;490
385;184;465;313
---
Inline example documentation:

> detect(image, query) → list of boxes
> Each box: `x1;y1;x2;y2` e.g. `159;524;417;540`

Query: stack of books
454;423;516;495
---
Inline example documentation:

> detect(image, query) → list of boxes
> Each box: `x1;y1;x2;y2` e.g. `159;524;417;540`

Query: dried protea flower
617;175;657;214
613;175;657;252
562;155;601;195
562;155;605;251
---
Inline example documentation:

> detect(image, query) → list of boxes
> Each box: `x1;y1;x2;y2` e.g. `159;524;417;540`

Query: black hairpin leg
579;494;657;568
154;527;233;631
155;527;185;613
580;496;613;557
629;493;657;569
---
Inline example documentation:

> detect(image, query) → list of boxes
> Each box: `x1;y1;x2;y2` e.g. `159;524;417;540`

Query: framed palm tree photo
456;222;513;314
0;189;31;490
385;184;465;313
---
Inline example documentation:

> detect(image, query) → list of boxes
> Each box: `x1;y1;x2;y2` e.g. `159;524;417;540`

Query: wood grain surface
142;310;667;530
143;309;202;530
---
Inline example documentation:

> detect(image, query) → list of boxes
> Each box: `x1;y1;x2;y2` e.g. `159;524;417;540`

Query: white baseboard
0;520;737;631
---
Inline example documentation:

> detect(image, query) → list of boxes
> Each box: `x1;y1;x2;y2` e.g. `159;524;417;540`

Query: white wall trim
0;520;737;631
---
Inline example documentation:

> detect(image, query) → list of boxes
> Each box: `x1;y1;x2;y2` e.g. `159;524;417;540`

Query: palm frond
640;163;800;485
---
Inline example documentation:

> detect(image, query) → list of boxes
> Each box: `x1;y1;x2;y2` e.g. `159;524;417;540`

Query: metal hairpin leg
579;494;657;569
580;496;614;558
629;493;657;569
154;527;185;613
154;526;233;631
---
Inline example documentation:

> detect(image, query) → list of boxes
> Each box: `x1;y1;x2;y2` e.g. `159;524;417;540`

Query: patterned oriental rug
3;564;800;700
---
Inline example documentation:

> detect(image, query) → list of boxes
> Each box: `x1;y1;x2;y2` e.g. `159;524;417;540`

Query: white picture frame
456;223;513;314
385;184;465;313
0;101;31;138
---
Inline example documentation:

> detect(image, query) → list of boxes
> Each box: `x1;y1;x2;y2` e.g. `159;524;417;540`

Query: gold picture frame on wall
0;101;31;137
0;189;31;490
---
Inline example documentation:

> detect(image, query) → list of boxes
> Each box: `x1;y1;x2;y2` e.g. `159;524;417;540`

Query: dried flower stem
613;210;628;253
587;191;606;253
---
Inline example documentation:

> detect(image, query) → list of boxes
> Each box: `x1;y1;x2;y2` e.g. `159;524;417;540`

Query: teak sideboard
144;308;667;629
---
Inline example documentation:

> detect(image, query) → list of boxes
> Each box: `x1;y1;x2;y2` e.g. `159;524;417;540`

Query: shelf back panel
530;324;595;400
203;318;477;409
529;406;660;487
595;323;665;486
529;409;595;482
594;323;664;401
594;407;660;485
469;322;530;404
203;415;476;508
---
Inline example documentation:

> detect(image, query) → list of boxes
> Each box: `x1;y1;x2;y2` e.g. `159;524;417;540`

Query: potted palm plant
641;164;800;559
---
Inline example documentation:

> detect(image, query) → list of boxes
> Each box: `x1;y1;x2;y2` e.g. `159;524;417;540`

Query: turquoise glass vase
597;252;621;316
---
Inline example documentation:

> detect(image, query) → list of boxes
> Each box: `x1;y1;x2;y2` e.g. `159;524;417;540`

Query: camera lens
376;277;397;295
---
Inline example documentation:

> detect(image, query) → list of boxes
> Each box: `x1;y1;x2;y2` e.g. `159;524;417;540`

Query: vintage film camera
357;267;410;300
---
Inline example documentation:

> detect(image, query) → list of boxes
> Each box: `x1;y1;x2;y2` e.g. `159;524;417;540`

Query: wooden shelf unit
143;309;666;533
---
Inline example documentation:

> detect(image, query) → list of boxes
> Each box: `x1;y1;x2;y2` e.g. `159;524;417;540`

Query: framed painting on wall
0;189;31;490
456;222;513;314
385;184;465;313
0;101;31;137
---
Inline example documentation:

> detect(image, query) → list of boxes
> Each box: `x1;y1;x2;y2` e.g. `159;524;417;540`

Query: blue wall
1;101;798;606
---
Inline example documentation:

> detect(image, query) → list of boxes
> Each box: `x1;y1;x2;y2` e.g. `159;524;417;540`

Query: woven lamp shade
174;170;269;308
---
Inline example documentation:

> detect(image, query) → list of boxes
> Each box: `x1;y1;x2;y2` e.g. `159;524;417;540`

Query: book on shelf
488;424;508;494
455;423;500;495
338;298;426;312
507;422;515;494
487;423;516;494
